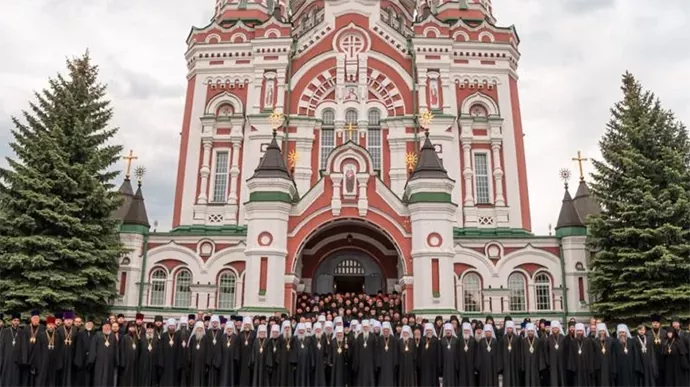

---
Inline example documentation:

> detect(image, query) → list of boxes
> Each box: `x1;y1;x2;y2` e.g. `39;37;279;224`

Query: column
293;136;314;195
330;174;343;216
462;143;474;206
356;174;368;216
528;283;536;312
253;69;264;111
275;69;286;110
440;68;453;113
228;141;242;205
166;278;174;308
388;134;408;197
235;277;244;309
197;140;213;204
491;140;505;206
418;81;428;110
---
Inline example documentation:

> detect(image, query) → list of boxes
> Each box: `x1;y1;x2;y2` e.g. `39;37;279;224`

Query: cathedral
113;0;599;320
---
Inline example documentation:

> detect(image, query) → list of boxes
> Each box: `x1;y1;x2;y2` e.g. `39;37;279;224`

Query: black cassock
633;334;657;387
592;337;614;387
205;329;223;386
544;334;567;387
32;329;64;386
290;336;315;387
565;336;595;387
329;338;349;387
418;336;440;387
187;335;207;387
398;338;416;387
520;336;545;387
270;336;293;387
661;336;689;387
159;331;179;387
611;339;637;387
353;333;377;386
136;336;161;387
118;333;139;387
312;335;328;386
88;332;118;387
376;334;397;387
237;330;256;386
175;328;190;387
456;336;476;387
649;328;665;385
220;333;239;386
475;337;501;387
249;338;272;387
499;333;521;387
57;325;77;387
73;328;95;387
438;336;457;387
0;326;27;387
25;324;45;387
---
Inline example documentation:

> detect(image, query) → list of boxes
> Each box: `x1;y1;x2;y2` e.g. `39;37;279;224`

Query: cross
344;122;358;141
571;151;588;181
122;150;138;179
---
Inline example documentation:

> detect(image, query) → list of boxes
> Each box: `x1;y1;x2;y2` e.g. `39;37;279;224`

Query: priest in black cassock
220;320;239;387
457;322;476;387
176;315;193;387
612;324;637;387
661;328;689;387
376;322;397;387
159;318;180;387
521;323;545;387
58;311;77;387
118;321;139;386
33;316;63;386
137;323;161;387
544;321;567;387
329;325;349;387
290;323;315;386
250;324;272;387
74;318;96;387
237;317;256;386
25;310;44;387
353;319;377;386
499;320;521;387
398;325;416;387
0;312;26;387
270;320;294;387
475;324;501;387
633;324;658;386
565;323;595;387
205;315;223;386
187;321;208;387
419;323;440;387
439;323;458;387
88;320;118;387
312;322;328;386
649;314;666;386
592;323;614;387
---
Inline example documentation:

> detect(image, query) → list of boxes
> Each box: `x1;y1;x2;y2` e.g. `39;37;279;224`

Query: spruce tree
0;53;126;319
588;72;690;322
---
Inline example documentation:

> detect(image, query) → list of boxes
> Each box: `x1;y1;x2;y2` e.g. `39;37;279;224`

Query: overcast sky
0;0;688;235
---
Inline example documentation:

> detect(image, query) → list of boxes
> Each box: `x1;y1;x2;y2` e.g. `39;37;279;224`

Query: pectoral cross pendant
148;344;152;351
260;347;263;354
301;344;305;349
624;347;628;354
385;345;389;351
363;342;367;348
245;340;248;346
508;345;512;352
48;344;54;350
132;344;137;350
105;341;110;347
554;344;559;350
578;349;582;355
213;339;217;345
12;339;16;346
464;345;468;352
169;340;174;346
642;347;647;354
196;343;200;350
447;344;451;350
530;347;534;354
655;338;661;345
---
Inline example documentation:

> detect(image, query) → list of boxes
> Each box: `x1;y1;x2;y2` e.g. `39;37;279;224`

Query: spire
252;130;291;180
409;131;449;181
112;178;134;221
122;182;150;228
572;179;601;224
555;184;584;230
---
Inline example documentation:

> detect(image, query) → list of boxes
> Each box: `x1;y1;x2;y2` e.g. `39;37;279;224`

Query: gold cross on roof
345;122;357;134
571;150;588;181
122;150;138;179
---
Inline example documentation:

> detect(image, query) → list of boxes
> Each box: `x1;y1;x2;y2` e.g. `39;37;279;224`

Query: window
462;273;482;312
320;109;335;169
217;271;237;310
578;277;585;302
150;269;167;306
474;153;491;204
211;151;229;203
535;273;552;310
344;109;358;143
367;109;381;170
507;273;526;311
174;270;192;308
334;259;365;275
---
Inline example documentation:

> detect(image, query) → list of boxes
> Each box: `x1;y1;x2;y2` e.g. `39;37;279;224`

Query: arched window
535;273;552;310
320;109;335;169
507;273;526;311
217;271;237;310
462;273;482;312
173;270;192;308
344;109;358;143
367;109;382;170
149;268;167;306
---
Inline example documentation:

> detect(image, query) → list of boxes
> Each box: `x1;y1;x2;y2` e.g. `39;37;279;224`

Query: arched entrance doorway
313;251;385;294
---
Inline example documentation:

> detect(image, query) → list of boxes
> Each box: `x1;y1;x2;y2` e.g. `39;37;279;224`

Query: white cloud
0;0;687;234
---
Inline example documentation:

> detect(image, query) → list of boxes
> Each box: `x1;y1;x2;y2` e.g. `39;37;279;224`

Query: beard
463;333;470;340
298;333;305;340
195;331;204;341
315;333;322;340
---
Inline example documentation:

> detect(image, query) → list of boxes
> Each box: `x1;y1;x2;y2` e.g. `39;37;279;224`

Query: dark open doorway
334;276;365;293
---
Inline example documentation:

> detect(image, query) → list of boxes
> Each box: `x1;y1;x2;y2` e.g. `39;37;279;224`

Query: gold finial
122;150;138;179
344;122;358;141
418;110;434;129
134;166;146;184
571;150;588;181
405;152;418;172
559;168;572;188
269;111;284;129
288;150;300;169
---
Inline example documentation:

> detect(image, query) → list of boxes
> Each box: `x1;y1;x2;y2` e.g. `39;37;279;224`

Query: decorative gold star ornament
288;150;300;169
269;111;284;129
405;152;418;171
559;168;572;186
134;166;147;183
418;110;434;129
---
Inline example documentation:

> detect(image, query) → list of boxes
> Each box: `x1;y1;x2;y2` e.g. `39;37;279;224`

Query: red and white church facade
113;0;598;320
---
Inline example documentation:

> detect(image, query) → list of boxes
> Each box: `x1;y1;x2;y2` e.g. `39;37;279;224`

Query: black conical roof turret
252;130;291;179
409;132;449;181
555;185;585;229
122;182;150;228
572;179;601;224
